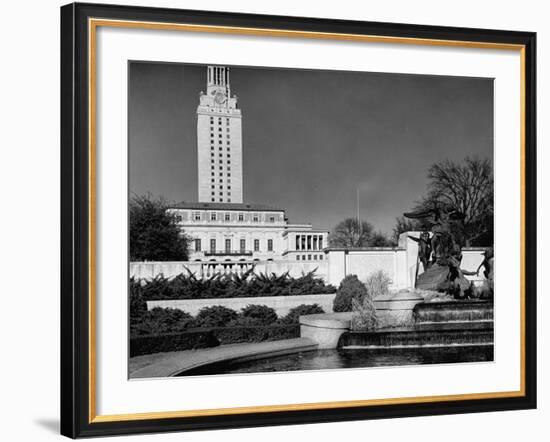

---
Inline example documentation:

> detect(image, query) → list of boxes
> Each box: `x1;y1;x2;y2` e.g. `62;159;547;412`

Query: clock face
214;91;226;104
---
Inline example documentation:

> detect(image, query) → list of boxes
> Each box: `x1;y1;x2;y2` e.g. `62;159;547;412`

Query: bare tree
330;218;374;248
413;156;493;246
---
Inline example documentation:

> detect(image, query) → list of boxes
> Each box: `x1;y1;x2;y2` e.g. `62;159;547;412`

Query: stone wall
131;232;488;290
130;259;327;281
147;293;337;317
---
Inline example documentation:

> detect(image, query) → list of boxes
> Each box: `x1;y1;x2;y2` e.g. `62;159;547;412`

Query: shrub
350;296;378;331
365;270;391;299
239;304;278;326
214;324;300;345
130;330;219;357
279;304;325;324
195;305;239;327
132;307;196;336
332;275;368;312
129;277;147;333
135;269;336;300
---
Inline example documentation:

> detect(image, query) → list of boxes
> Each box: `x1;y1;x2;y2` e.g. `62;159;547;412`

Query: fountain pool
176;345;493;376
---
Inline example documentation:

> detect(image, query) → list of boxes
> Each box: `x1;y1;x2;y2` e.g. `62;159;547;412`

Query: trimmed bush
132;307;196;337
333;275;368;312
214;324;300;345
279;304;325;324
130;330;220;357
195;305;239;327
239;304;278;326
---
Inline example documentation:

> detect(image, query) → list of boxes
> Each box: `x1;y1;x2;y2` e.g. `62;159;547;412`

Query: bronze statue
408;231;433;271
404;206;472;298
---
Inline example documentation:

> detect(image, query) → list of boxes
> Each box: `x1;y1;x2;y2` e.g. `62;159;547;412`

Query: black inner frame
60;2;537;438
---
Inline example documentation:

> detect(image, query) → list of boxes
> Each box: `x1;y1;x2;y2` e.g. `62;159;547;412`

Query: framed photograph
60;2;537;438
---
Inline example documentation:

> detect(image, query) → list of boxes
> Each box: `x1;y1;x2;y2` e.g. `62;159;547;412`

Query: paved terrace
130;337;318;378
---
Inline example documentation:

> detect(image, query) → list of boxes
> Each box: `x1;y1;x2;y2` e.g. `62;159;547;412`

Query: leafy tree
412;156;493;246
130;194;190;261
330;218;374;248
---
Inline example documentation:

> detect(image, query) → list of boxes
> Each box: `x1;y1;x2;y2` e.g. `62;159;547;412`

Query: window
302;255;306;260
238;213;244;221
319;255;323;260
211;198;215;202
296;255;300;261
253;214;259;222
313;255;318;260
225;239;231;253
254;239;260;252
228;198;231;202
174;215;182;222
210;212;217;221
193;212;201;221
267;239;273;252
210;239;216;253
224;213;230;221
269;216;275;223
240;239;246;253
194;239;201;252
308;255;312;260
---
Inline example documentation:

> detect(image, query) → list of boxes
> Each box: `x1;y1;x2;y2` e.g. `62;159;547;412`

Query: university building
168;66;328;265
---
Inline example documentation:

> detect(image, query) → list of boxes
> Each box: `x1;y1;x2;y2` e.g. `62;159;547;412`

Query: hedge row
131;300;324;336
131;269;336;301
130;324;300;357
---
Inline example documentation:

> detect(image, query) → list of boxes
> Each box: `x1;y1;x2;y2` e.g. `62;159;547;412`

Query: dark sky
129;62;493;234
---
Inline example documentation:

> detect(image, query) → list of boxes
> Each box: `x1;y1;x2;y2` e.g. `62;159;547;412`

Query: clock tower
196;66;243;204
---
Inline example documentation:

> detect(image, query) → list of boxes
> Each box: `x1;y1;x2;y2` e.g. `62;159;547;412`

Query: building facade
169;65;328;269
169;202;328;263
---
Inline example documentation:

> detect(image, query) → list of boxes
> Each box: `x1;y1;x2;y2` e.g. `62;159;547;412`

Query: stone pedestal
299;313;352;349
374;290;425;328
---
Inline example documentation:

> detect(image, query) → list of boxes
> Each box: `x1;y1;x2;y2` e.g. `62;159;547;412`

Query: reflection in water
178;345;493;376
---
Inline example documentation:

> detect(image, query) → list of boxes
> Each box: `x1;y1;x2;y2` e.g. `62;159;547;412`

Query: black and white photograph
128;62;495;379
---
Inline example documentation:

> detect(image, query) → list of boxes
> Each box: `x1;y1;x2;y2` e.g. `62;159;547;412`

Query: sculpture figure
408;231;433;272
404;205;472;298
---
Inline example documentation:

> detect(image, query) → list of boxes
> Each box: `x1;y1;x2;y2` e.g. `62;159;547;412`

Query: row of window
210;117;230;125
191;212;278;222
194;238;274;253
210;119;230;203
296;254;324;261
